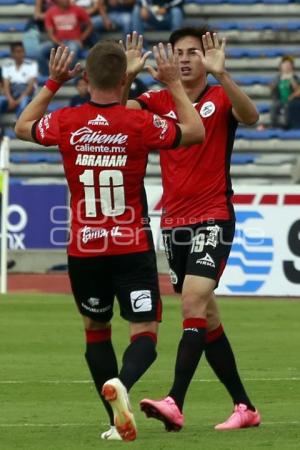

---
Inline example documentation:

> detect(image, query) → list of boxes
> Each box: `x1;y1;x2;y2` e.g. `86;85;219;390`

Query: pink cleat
140;396;184;432
215;403;261;430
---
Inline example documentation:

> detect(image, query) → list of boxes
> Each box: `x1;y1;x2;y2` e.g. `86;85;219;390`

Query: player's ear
121;72;128;86
83;70;88;83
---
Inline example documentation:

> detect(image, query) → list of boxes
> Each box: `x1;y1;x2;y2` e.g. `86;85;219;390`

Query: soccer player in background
14;39;205;441
123;27;261;431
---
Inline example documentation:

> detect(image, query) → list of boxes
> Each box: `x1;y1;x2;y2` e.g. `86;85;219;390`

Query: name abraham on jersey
75;153;127;167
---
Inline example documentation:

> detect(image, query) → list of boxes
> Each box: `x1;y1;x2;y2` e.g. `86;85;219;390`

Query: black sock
205;326;255;410
168;318;207;412
85;328;118;426
119;332;157;392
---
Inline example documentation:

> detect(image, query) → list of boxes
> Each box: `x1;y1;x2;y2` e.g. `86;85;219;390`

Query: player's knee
83;315;111;331
181;291;207;318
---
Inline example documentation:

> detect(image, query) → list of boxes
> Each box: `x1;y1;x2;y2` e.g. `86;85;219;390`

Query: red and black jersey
33;101;181;256
138;86;238;228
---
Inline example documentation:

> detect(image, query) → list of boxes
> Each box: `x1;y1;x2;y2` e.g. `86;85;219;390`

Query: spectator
33;0;55;31
73;0;102;45
270;55;300;129
132;0;184;37
129;76;147;99
69;76;90;106
92;0;135;36
38;0;93;75
0;43;38;118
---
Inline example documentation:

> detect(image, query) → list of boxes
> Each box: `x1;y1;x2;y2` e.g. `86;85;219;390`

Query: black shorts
162;220;235;293
68;250;162;323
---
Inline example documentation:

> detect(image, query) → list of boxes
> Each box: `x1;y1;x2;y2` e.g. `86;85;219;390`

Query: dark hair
10;41;24;52
169;26;214;53
281;55;295;67
86;40;127;89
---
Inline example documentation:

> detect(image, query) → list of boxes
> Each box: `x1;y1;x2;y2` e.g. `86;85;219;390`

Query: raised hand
49;46;82;84
196;32;226;76
119;31;151;76
147;42;181;87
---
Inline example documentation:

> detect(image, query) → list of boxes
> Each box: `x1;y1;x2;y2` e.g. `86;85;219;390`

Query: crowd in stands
269;55;300;129
0;0;300;129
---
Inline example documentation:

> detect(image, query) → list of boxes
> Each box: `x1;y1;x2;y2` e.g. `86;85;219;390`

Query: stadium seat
231;154;257;164
10;153;61;164
0;22;27;32
211;21;300;31
0;49;10;57
227;48;300;58
0;0;20;4
47;102;68;112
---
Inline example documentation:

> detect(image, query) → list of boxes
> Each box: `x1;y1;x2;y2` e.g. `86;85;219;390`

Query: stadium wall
4;183;300;297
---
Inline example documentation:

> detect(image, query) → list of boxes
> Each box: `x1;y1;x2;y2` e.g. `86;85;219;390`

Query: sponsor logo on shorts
81;299;111;314
206;225;220;248
169;269;178;285
130;290;152;312
88;297;100;307
200;101;215;118
196;253;215;267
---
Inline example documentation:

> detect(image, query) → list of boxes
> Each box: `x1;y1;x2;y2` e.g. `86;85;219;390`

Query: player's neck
90;88;121;105
182;79;208;102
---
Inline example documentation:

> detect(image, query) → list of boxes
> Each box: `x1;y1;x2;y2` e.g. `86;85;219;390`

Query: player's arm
215;72;259;125
199;32;259;126
149;43;205;146
15;47;81;142
120;32;151;106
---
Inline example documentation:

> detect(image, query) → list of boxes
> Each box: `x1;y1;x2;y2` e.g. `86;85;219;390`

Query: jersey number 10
79;169;125;217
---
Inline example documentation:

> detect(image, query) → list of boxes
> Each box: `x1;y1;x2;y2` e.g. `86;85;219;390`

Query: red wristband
44;79;62;93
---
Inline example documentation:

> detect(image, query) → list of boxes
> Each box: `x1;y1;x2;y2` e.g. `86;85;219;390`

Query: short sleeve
2;64;9;80
44;9;54;31
32;110;61;146
140;111;181;150
77;5;91;22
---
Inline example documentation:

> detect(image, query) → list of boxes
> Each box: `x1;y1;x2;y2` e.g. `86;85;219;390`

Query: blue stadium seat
208;74;273;85
227;48;300;58
4;128;16;139
256;103;270;113
10;153;61;164
276;129;300;139
0;49;10;58
47;102;67;112
0;0;20;4
185;0;295;4
236;129;300;140
236;129;279;139
211;21;300;31
231;154;257;164
0;22;27;32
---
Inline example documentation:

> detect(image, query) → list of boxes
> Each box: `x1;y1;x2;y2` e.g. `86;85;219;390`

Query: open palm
197;32;226;75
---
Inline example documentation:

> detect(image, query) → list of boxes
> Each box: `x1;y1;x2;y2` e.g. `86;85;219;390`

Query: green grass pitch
0;294;299;449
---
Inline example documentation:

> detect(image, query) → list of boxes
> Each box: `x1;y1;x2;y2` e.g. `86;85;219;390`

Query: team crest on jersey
153;114;168;139
200;101;216;118
88;114;109;126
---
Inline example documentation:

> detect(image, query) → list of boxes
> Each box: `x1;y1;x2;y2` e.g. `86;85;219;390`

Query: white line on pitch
0;421;299;428
0;377;299;384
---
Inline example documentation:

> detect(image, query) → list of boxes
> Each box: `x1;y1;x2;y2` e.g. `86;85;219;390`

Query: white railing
0;136;10;294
